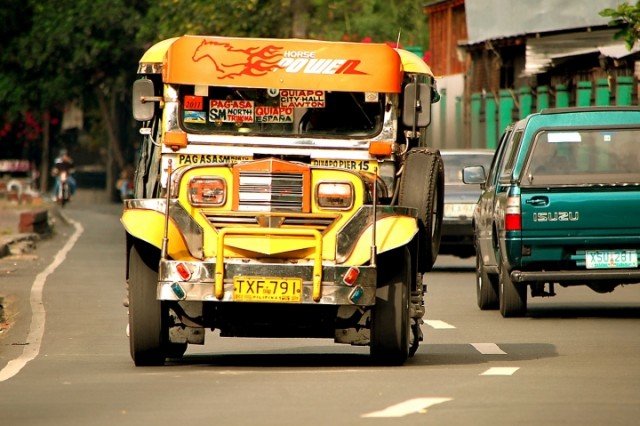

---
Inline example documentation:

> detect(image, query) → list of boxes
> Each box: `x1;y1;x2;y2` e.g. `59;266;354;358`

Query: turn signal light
348;285;364;304
343;267;360;286
163;131;188;149
176;262;192;280
170;282;186;300
368;141;392;157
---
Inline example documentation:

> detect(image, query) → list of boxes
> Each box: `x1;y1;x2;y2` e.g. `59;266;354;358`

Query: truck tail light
188;177;226;206
505;195;521;231
316;182;354;209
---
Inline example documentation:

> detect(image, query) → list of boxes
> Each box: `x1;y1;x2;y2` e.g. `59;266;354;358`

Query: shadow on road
167;350;375;368
527;303;640;320
159;341;559;369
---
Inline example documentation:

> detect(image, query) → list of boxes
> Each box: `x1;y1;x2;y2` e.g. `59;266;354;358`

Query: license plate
233;276;302;302
585;250;638;269
444;203;475;219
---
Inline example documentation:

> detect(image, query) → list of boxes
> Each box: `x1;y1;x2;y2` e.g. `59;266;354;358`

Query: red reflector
505;213;521;231
176;263;192;280
343;267;360;286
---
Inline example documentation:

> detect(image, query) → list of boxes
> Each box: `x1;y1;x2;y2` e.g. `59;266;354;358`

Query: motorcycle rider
52;149;76;201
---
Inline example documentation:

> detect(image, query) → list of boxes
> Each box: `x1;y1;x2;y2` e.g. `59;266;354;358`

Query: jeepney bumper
157;259;377;305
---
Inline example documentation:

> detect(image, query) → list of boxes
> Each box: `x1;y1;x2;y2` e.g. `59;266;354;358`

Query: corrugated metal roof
465;0;626;44
524;28;640;75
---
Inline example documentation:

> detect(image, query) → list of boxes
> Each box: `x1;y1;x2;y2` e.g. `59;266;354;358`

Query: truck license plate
444;203;475;219
233;276;302;302
585;250;638;269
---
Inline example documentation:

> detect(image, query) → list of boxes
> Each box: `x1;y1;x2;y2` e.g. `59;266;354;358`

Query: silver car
439;149;494;258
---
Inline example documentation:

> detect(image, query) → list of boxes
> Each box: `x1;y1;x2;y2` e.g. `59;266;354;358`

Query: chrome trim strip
170;202;204;259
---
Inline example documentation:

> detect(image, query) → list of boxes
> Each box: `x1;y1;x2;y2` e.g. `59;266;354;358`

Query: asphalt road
1;202;639;425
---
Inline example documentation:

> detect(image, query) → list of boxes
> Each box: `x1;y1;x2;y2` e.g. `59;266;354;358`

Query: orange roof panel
162;36;403;93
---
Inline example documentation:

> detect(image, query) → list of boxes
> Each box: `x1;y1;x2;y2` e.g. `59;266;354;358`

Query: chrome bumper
157;259;377;305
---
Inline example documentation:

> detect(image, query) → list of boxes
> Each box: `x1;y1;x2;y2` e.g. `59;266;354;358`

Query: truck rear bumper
157;259;377;305
510;269;640;283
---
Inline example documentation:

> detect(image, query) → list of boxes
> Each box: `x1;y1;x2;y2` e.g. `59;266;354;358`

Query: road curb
0;209;52;258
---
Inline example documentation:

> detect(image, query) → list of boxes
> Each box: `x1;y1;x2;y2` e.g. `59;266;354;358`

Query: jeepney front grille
203;213;338;232
238;172;303;212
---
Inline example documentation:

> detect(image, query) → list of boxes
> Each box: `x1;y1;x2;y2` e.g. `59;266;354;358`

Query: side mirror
132;79;157;122
463;165;486;185
402;82;431;128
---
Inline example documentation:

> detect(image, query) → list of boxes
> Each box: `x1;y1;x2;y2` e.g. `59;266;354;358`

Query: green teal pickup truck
464;107;640;317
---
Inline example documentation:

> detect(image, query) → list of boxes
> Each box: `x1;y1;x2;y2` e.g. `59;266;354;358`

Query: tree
600;1;640;50
0;0;146;194
137;0;291;45
308;0;429;48
137;0;428;49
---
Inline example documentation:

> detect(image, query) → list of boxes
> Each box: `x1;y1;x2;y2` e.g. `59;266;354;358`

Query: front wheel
370;247;411;366
57;182;69;207
128;243;166;366
499;263;527;317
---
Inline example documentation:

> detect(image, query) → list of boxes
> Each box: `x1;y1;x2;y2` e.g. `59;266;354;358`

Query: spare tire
398;148;444;272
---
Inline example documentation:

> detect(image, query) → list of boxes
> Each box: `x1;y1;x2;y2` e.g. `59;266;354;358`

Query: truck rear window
524;129;640;185
178;86;384;138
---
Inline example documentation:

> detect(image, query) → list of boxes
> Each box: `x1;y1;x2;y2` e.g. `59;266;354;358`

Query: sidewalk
0;197;53;258
0;188;114;258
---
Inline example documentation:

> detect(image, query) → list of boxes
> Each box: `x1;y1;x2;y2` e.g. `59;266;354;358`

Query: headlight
188;177;226;206
316;181;354;210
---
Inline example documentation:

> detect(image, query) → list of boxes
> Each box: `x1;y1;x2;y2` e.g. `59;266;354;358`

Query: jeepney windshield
179;86;384;138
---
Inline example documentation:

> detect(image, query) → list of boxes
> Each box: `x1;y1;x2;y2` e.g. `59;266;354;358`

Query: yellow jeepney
124;36;443;366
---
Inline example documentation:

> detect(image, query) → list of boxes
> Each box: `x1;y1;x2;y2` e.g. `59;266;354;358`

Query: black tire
128;243;166;366
476;251;499;310
398;149;444;272
499;262;527;317
57;183;67;207
371;247;411;366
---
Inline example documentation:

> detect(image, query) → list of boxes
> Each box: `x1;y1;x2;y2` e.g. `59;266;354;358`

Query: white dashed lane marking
361;397;453;418
471;343;507;354
423;322;520;377
424;319;456;329
481;367;520;376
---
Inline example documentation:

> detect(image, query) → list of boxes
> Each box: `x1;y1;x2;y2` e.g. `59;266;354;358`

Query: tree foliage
308;0;429;48
600;1;640;50
137;0;428;48
137;0;291;44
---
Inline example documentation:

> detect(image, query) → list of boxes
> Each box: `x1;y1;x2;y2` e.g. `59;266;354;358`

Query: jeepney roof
140;37;180;64
139;36;432;93
394;48;433;76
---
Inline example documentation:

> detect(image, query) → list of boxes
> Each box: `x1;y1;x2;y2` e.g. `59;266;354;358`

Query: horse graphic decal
192;40;284;80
